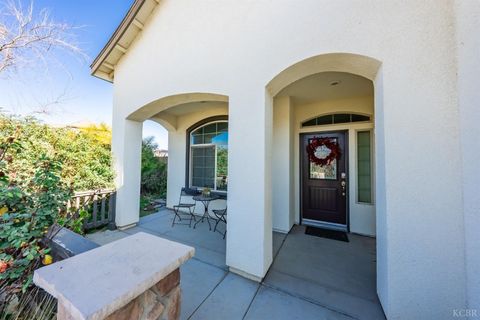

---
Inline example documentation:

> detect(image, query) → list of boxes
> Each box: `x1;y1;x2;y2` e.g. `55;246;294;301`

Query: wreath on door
306;137;342;167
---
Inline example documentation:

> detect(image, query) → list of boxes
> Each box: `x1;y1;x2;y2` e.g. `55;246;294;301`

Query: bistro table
193;194;219;230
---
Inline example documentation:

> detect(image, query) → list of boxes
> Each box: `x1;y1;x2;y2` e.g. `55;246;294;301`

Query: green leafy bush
0;130;72;293
0;114;115;316
141;136;167;198
0;114;114;192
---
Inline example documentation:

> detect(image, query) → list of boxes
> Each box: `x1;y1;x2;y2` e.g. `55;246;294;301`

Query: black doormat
305;226;349;242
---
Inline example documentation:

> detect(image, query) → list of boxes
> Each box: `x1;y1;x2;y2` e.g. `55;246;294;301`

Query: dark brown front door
301;131;348;228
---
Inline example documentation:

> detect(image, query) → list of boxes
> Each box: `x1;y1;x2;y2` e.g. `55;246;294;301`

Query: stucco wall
272;96;294;233
110;1;471;317
455;0;480;310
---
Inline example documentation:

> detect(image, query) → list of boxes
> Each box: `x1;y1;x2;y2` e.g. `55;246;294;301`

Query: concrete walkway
87;209;385;320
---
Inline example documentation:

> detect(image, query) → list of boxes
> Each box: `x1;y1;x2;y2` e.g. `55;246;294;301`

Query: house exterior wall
109;0;476;317
455;0;480;309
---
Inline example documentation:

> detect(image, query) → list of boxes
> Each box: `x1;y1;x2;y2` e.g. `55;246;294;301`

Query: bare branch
0;0;87;75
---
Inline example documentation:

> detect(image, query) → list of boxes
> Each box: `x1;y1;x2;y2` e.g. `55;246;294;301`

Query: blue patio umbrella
212;132;228;146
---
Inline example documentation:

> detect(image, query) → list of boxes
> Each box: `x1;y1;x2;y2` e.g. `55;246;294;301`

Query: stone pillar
33;232;194;320
105;269;180;320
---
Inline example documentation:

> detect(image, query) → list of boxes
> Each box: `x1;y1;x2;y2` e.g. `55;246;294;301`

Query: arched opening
140;120;169;216
114;92;229;263
134;94;229;212
127;92;229;129
264;53;385;319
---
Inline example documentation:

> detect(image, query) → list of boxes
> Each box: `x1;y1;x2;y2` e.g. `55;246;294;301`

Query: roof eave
90;0;158;82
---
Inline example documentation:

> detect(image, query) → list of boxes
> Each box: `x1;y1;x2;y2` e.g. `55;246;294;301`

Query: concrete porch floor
87;208;385;319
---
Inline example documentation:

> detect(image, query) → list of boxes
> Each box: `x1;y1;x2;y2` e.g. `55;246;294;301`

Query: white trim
298;120;374;133
299;130;349;230
190;120;228;136
117;222;137;230
272;227;289;234
229;266;263;282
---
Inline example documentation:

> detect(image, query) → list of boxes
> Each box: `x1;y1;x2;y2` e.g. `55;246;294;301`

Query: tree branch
0;0;86;75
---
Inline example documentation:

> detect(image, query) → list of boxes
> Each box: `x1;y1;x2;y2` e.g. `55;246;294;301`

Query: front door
301;131;348;230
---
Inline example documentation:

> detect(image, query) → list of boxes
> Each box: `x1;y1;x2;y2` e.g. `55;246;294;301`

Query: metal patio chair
172;187;199;227
212;206;227;239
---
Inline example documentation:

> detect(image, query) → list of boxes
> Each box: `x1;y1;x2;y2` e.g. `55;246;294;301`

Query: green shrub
0;133;72;292
141;136;167;198
0;113;115;316
0;114;114;192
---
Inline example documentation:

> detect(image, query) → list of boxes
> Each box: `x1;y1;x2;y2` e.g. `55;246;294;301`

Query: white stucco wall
109;1;474;317
455;0;480;310
111;115;142;228
272;96;294;233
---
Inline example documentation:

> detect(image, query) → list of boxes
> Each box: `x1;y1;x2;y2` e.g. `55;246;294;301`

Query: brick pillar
105;269;181;320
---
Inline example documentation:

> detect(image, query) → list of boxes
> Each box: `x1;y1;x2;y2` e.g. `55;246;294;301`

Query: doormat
305;226;349;242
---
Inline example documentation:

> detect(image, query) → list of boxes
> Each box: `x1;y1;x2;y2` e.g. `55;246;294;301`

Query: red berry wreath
306;137;342;166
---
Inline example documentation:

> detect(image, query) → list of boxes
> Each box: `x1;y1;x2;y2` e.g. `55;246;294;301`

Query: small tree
0;0;83;75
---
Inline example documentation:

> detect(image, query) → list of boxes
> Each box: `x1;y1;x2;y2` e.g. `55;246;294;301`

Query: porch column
272;96;294;232
111;117;143;229
226;90;273;281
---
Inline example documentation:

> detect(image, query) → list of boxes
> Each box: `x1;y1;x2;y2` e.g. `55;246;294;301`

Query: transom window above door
302;113;370;127
189;120;228;191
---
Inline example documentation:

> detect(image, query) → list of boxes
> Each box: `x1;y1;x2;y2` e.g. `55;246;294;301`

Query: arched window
188;119;228;191
302;113;370;127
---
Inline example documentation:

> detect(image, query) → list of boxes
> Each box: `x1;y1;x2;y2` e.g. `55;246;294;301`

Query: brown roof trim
90;0;147;81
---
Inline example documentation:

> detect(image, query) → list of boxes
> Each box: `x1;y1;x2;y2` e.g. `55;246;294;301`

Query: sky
0;0;168;149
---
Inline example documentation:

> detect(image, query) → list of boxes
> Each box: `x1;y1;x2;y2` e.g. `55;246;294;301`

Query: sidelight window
357;130;372;203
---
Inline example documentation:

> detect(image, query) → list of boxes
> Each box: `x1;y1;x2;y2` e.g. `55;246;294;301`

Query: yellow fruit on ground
42;255;53;265
0;207;7;216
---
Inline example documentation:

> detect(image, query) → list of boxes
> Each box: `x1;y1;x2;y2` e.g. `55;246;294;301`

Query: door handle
341;173;346;196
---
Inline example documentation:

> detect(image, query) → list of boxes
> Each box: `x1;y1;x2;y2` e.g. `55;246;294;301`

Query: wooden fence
67;189;116;231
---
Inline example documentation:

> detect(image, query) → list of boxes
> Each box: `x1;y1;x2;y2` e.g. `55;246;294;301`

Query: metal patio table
193;194;219;230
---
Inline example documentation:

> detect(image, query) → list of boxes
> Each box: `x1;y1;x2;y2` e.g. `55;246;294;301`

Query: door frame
299;129;350;232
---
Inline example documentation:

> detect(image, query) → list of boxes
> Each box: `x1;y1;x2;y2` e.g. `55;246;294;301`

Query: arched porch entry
264;53;386;317
113;92;229;229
